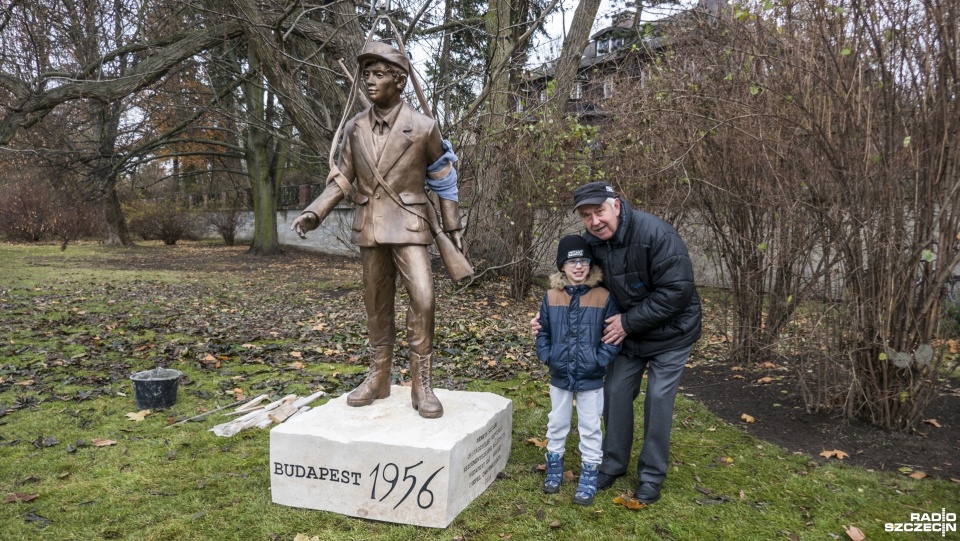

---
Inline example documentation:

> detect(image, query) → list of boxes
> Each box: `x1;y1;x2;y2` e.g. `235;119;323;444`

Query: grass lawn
1;242;957;540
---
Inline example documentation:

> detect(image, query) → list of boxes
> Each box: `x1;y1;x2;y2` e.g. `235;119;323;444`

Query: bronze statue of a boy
293;41;463;419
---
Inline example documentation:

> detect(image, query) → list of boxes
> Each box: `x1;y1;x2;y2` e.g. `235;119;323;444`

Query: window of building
596;39;609;55
603;77;615;98
570;82;582;100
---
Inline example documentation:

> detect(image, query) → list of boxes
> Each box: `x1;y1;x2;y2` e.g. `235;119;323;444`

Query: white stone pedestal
269;385;513;528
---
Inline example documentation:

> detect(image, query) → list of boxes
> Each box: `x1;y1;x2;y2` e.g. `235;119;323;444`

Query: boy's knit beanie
556;235;593;270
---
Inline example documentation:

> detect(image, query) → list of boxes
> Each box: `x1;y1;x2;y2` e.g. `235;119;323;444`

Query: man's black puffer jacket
583;197;702;357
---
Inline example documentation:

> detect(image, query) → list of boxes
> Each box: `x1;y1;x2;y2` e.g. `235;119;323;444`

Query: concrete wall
225;207;728;289
233;207;359;257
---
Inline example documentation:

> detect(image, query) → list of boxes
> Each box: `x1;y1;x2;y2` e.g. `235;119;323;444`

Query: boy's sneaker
542;452;563;494
572;462;599;506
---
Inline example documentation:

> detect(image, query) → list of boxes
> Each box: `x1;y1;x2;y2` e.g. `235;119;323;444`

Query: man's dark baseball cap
357;41;411;74
573;181;617;209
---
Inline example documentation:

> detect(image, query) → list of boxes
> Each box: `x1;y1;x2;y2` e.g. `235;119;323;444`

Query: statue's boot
410;351;443;418
347;346;392;407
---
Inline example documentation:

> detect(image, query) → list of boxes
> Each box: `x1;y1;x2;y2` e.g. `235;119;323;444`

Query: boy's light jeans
546;385;604;464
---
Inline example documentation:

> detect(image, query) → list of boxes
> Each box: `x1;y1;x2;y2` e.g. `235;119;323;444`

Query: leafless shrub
0;182;48;242
202;195;250;246
0;180;102;247
125;199;201;246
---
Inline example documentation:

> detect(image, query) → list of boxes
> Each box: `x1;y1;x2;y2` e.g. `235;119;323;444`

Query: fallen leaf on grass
524;437;547;448
741;413;755;423
908;471;928;479
759;362;778;369
288;361;305;370
92;439;117;447
4;493;38;503
22;511;50;526
293;534;320;541
820;449;849;460
548;520;562;528
613;494;647;510
125;410;150;422
844;524;865;541
755;377;773;384
35;436;58;447
923;418;941;428
290;351;302;358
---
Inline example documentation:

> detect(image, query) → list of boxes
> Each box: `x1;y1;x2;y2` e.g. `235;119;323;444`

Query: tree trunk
242;46;283;256
90;97;133;246
102;183;132;245
549;0;602;112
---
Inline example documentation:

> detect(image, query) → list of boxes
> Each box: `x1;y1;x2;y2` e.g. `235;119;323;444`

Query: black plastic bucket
130;368;182;410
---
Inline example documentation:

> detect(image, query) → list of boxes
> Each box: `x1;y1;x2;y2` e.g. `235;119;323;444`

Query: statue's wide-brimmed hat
357;41;410;74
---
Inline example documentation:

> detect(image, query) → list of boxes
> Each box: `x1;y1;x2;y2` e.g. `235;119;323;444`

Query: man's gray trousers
600;345;692;484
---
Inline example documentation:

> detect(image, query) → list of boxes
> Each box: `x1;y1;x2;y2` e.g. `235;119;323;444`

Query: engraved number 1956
369;461;445;509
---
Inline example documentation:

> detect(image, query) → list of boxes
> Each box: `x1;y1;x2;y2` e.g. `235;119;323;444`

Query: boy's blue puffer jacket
536;266;621;392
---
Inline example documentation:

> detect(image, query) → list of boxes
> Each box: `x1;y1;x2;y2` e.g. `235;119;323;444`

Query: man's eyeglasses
565;258;591;267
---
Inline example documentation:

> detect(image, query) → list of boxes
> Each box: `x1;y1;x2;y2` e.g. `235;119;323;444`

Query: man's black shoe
596;471;623;491
634;481;662;504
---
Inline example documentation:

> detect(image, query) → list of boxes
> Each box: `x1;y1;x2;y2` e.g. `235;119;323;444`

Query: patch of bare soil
681;359;960;481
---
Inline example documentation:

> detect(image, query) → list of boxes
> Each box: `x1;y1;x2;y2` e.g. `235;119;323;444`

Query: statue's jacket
304;102;445;247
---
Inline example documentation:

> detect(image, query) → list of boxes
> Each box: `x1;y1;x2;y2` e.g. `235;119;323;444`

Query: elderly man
293;41;463;419
534;181;701;503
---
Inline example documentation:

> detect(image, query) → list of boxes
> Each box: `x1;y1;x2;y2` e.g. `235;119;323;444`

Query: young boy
536;235;621;505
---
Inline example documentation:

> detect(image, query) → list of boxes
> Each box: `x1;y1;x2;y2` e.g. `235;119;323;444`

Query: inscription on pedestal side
464;420;506;489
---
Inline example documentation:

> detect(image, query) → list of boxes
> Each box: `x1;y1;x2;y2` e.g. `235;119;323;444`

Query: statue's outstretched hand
292;212;319;239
